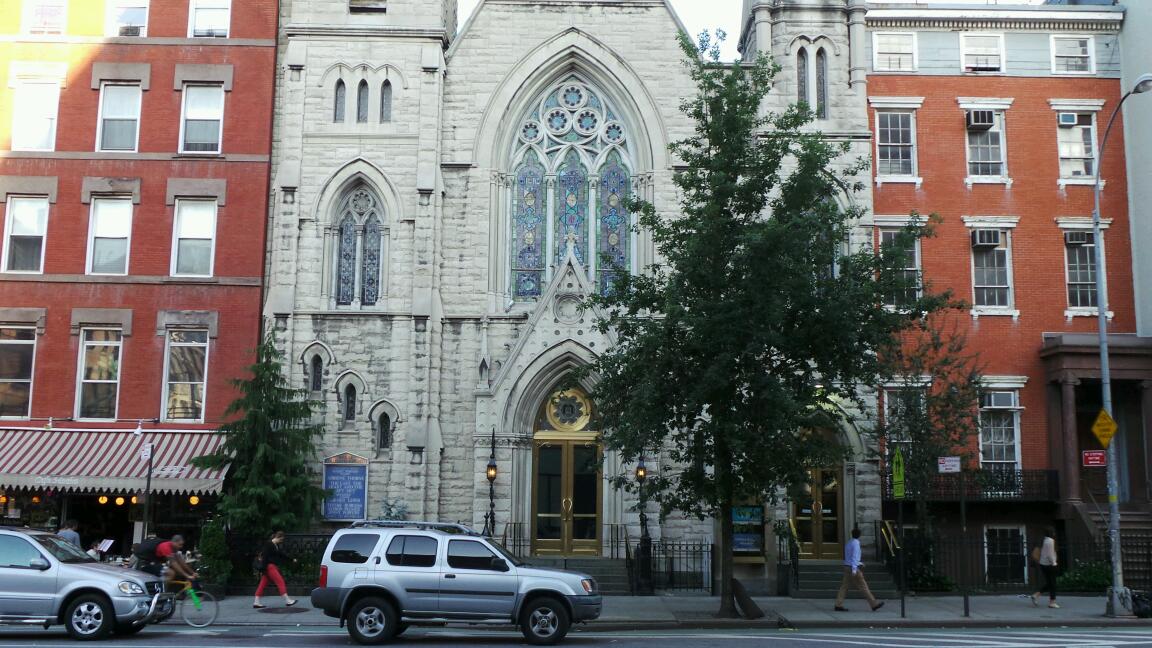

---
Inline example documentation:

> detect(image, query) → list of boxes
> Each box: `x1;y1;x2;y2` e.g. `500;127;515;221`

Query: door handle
444;574;456;579
562;498;573;516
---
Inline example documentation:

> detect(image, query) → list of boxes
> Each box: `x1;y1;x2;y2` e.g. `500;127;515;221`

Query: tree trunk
717;496;739;618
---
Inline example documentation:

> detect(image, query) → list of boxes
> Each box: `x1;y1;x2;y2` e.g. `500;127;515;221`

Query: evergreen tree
586;32;957;617
192;334;327;535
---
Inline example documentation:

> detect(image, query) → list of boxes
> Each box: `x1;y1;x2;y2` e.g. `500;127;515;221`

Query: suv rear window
330;533;379;564
385;535;438;568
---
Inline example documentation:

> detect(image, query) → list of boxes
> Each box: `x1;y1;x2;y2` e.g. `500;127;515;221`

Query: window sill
875;175;923;189
0;270;45;276
175;152;224;159
1058;178;1103;190
966;176;1013;189
971;308;1020;321
1065;308;1114;322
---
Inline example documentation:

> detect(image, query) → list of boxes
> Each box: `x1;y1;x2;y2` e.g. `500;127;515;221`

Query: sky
455;0;1049;62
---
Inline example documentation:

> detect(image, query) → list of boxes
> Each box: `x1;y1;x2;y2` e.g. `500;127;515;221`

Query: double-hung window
876;111;916;178
2;196;49;273
97;83;141;152
961;34;1005;73
879;228;920;308
0;327;36;418
106;0;147;36
22;0;66;34
1056;112;1096;179
1052;36;1094;75
873;33;916;72
10;80;60;152
162;330;208;422
87;198;132;275
188;0;229;38
76;329;122;420
1065;231;1097;309
966;110;1007;179
979;391;1020;470
171;200;217;277
971;229;1013;310
179;84;224;154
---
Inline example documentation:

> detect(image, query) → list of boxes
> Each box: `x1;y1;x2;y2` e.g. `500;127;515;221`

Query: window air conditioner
1058;112;1079;128
971;229;1003;248
966;109;995;131
1064;231;1093;246
118;25;142;36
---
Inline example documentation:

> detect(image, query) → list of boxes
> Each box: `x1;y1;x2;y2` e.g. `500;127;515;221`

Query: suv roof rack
348;520;481;535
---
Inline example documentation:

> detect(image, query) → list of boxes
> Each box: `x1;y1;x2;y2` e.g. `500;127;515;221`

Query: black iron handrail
882;469;1059;502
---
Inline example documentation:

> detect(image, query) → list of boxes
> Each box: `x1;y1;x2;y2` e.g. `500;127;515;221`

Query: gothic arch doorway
790;429;846;560
531;387;603;556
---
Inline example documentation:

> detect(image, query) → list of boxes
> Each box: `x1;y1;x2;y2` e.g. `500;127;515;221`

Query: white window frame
95;82;142;153
963;216;1019;319
983;525;1029;585
1055;112;1097;182
0;326;37;420
960;98;1014;187
870;97;924;187
105;0;148;37
1050;34;1096;76
2;196;49;274
178;83;224;155
1057;217;1113;321
161;329;209;423
10;79;60;152
978;390;1022;470
187;0;230;38
872;32;918;72
170;199;217;278
22;0;67;35
74;328;123;421
878;227;922;309
960;33;1007;74
86;197;133;276
875;109;919;182
1049;99;1105;188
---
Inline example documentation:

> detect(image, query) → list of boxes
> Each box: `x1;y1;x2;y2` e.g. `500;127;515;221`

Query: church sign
322;453;370;521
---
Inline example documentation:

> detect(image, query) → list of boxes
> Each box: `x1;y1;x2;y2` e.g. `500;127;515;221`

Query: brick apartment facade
0;0;276;554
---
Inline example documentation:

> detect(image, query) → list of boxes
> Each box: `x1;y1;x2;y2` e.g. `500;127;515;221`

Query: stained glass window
512;151;546;299
362;214;381;306
508;77;634;300
356;80;369;124
598;150;630;295
816;48;828;120
555;149;588;265
343;384;356;422
336;214;357;305
380;80;392;123
797;49;809;107
310;355;323;392
334;80;345;123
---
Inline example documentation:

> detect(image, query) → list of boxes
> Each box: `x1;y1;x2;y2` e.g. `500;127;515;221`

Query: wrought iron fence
881;469;1059;502
641;541;714;593
224;533;330;589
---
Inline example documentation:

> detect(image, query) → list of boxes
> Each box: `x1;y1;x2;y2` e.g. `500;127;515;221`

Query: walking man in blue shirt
835;527;884;612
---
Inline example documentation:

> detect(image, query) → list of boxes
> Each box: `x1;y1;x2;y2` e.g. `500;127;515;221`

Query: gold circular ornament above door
546;389;592;433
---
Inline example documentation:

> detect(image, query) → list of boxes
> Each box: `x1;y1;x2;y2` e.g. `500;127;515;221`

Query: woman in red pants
253;531;297;608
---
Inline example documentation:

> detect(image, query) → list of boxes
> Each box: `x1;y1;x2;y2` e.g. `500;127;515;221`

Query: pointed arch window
343;383;356;422
334;79;346;123
816;48;829;120
797;49;809;107
356;80;369;124
508;77;635;300
332;187;386;308
377;412;391;450
380;80;392;123
309;355;323;392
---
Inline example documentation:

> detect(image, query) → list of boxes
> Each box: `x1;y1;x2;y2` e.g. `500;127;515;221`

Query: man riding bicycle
136;535;198;587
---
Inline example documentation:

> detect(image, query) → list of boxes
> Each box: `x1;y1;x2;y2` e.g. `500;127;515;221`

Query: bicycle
168;579;219;628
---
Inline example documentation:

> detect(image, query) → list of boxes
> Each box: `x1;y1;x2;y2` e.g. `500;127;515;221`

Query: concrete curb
775;616;1152;630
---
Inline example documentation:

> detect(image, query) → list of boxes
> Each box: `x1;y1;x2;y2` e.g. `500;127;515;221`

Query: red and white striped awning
0;429;227;494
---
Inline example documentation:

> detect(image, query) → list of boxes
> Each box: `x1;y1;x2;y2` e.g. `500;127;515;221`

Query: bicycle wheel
179;590;218;628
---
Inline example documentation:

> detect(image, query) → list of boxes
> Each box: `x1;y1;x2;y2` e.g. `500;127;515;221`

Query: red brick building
0;0;276;554
866;2;1150;552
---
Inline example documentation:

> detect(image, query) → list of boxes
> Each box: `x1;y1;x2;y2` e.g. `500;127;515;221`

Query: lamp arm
1095;90;1133;191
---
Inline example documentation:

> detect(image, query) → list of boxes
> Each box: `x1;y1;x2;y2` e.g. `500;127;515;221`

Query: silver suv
311;522;602;645
0;527;173;640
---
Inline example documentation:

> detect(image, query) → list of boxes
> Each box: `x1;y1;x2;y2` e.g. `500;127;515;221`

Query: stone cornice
866;8;1123;34
284;25;449;41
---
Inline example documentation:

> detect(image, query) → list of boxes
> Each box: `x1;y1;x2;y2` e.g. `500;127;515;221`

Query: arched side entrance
530;387;603;556
792;466;844;559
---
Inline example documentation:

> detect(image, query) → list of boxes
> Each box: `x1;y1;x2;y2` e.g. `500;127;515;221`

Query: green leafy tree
586;32;955;617
196;518;232;585
192;334;327;535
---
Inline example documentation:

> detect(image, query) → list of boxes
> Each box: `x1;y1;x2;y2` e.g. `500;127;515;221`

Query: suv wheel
520;596;570;646
347;597;398;645
64;595;114;641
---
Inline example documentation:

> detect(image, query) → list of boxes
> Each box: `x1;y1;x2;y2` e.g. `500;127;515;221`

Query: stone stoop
526;557;633;595
791;559;899;600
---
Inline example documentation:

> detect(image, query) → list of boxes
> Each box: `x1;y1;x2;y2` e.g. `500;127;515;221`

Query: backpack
134;538;164;561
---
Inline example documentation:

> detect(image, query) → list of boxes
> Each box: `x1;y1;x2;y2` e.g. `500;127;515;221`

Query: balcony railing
882;469;1059;502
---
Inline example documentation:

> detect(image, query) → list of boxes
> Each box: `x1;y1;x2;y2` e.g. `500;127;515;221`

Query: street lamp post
635;455;653;595
1093;72;1152;618
484;428;497;538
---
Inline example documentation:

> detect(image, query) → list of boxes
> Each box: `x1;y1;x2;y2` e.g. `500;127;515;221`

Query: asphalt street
3;626;1152;648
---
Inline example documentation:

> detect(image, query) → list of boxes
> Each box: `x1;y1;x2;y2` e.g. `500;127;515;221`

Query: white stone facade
265;0;879;565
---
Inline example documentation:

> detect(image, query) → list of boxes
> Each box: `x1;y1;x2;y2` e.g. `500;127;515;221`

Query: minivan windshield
34;534;95;564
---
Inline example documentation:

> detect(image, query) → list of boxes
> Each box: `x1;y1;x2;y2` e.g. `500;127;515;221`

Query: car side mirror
490;557;509;572
29;558;50;570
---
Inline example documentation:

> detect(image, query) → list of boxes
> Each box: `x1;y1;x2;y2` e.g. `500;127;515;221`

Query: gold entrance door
531;436;602;556
792;467;843;559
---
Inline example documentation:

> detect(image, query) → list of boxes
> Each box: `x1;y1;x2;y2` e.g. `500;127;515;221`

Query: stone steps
792;560;899;599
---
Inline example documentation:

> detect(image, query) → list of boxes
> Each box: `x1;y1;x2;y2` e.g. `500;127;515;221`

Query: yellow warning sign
1092;409;1118;449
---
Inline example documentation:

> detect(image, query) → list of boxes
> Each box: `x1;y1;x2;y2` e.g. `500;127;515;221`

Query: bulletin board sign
322;453;370;521
732;505;765;556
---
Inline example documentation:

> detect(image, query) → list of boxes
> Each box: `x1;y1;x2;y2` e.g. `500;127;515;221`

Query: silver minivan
311;521;602;645
0;527;173;640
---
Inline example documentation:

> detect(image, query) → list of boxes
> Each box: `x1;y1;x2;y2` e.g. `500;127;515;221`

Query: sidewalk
211;594;1150;629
